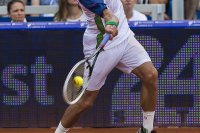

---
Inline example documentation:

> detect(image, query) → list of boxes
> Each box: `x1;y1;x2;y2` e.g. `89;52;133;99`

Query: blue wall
0;21;200;127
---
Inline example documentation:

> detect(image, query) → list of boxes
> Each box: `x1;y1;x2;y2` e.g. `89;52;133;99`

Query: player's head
7;0;25;22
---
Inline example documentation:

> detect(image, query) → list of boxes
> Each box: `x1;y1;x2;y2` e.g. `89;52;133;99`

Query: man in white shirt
55;0;157;133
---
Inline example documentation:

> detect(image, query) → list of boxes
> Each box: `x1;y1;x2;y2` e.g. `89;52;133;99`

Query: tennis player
55;0;158;133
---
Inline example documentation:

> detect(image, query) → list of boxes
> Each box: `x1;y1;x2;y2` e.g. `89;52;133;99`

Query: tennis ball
73;76;83;88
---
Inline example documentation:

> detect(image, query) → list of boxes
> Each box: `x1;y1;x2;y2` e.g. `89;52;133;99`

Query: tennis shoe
137;126;157;133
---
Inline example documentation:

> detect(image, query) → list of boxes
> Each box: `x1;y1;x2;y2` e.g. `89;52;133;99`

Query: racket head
63;60;87;104
63;34;110;104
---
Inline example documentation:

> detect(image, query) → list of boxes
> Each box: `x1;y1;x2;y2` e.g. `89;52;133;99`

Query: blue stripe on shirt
79;0;107;17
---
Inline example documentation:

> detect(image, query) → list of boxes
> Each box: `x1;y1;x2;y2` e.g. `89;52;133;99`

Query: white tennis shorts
85;33;151;91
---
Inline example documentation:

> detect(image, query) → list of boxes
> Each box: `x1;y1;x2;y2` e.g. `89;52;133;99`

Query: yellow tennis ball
73;76;83;88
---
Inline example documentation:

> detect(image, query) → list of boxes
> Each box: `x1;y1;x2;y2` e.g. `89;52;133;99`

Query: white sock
55;122;70;133
142;111;155;133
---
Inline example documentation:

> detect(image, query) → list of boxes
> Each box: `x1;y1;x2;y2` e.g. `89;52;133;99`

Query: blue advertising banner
0;21;200;128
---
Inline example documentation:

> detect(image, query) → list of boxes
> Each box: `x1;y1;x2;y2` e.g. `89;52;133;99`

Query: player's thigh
86;46;123;91
116;36;151;74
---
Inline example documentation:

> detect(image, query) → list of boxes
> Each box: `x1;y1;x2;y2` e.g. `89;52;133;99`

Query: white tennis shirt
78;0;132;52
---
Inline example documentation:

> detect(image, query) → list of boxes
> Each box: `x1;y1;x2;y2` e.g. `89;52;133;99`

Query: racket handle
100;34;110;47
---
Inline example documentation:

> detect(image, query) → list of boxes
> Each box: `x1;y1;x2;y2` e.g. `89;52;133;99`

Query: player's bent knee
143;68;158;84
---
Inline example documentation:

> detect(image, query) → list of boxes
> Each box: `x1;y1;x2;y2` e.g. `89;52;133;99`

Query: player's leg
116;34;158;133
55;90;99;133
55;44;123;133
132;62;158;133
132;62;157;111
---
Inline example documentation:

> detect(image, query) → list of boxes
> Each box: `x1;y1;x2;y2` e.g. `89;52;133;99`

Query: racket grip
100;34;110;47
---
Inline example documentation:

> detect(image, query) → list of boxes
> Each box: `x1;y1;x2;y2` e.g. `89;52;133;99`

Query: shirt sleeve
79;0;107;17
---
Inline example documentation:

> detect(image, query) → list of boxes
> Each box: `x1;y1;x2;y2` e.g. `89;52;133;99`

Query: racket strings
63;34;110;104
67;62;85;102
65;49;104;103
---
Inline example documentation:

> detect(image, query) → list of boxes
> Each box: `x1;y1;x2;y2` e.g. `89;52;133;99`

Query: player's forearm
103;9;119;40
79;0;118;39
103;9;114;22
102;9;118;24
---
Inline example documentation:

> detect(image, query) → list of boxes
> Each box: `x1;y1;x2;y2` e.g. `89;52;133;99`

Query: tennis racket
63;34;110;104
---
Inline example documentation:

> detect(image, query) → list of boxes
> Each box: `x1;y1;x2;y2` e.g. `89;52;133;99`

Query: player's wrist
106;21;118;27
103;10;119;27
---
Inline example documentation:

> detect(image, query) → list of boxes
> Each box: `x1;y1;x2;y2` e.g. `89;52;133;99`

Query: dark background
0;25;200;127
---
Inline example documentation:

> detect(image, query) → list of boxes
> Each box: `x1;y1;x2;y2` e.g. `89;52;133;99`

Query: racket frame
63;34;110;104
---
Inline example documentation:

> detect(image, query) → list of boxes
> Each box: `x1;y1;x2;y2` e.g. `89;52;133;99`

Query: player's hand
103;9;119;40
105;25;118;40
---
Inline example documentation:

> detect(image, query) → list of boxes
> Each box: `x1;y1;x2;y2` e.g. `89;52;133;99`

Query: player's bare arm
79;0;119;39
102;9;118;40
